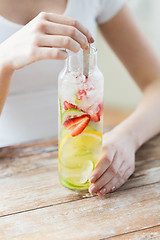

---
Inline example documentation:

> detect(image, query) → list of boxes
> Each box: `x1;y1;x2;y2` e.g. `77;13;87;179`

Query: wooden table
0;134;160;240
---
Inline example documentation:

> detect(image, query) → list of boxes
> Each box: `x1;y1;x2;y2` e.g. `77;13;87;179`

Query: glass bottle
58;46;104;190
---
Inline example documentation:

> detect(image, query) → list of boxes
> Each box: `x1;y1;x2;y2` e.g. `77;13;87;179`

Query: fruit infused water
58;46;104;190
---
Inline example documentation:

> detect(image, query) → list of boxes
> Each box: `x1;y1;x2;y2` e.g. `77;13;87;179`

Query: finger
98;176;121;196
98;167;133;196
99;161;125;196
89;167;114;195
45;12;94;43
112;168;132;190
89;149;116;184
45;22;89;50
89;153;122;194
38;35;80;53
34;47;68;61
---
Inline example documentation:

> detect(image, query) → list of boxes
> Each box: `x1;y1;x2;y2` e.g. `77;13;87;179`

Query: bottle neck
66;51;83;73
66;47;97;75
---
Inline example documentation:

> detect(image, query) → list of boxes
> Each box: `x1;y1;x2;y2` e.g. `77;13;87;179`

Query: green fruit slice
67;160;94;185
58;98;62;124
62;109;85;124
59;160;94;187
59;174;90;190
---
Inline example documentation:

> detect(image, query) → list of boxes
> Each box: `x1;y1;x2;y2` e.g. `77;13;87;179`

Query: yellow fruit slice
59;130;102;167
59;130;102;186
59;130;102;153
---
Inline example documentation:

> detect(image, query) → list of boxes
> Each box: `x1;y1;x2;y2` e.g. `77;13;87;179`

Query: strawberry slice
90;103;103;122
63;114;90;137
98;103;103;117
64;101;78;110
77;90;87;100
91;113;100;122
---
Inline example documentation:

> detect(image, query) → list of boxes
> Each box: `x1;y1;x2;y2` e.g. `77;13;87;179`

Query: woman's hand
89;128;136;197
0;12;94;70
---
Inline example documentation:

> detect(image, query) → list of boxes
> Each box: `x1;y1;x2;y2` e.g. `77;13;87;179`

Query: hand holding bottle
89;129;136;196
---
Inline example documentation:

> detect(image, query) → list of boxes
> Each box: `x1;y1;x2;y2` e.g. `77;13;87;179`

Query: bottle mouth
85;45;97;56
66;45;97;75
67;45;97;57
83;45;97;77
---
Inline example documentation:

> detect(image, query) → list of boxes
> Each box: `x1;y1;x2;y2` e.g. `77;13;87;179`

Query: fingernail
100;188;106;194
89;184;96;194
111;186;116;192
90;37;94;43
89;176;96;183
97;191;103;197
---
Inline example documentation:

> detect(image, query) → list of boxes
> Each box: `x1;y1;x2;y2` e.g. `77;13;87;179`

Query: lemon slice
59;130;102;167
59;129;102;186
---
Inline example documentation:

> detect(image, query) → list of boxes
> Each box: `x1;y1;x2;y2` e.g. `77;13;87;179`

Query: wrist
111;123;140;152
0;54;14;115
0;45;15;73
0;61;15;76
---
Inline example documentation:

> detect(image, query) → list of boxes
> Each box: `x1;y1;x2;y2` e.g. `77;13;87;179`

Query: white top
0;0;125;147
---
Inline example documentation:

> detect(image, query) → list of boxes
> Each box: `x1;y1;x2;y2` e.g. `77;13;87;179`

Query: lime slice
62;109;85;124
60;161;94;186
79;160;94;183
58;98;62;124
59;175;90;190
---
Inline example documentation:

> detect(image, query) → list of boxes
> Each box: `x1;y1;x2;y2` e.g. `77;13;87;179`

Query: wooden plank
108;225;160;240
0;182;159;240
0;138;58;159
0;154;159;218
0;136;160;216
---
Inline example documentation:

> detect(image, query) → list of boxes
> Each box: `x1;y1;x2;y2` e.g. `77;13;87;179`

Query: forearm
0;59;14;115
112;80;160;151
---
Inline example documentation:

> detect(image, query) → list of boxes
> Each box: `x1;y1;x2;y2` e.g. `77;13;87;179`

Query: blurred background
98;0;160;126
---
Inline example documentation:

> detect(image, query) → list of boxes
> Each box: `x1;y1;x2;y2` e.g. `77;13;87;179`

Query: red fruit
77;90;87;100
89;103;103;122
91;113;100;122
64;101;78;110
63;114;90;137
98;103;103;117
